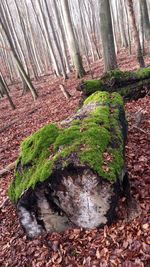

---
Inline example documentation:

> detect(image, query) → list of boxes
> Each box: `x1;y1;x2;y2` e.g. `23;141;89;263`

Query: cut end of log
17;164;127;238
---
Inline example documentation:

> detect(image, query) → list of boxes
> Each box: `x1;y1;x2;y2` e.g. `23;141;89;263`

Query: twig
0;197;9;210
0;119;17;134
0;161;16;177
132;125;148;135
59;84;71;100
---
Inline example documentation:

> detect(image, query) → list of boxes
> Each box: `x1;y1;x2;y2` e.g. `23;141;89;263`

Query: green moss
9;124;59;203
104;69;132;80
21;124;59;165
81;68;150;97
82;80;104;95
9;91;125;203
135;67;150;79
84;91;110;105
111;92;124;106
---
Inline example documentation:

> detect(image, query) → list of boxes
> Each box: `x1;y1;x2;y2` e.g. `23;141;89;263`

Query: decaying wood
9;91;129;238
0;161;16;177
77;69;150;101
0;197;9;210
59;84;71;100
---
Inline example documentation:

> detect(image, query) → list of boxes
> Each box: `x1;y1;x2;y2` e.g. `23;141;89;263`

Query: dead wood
0;161;16;177
8;91;130;238
59;84;71;100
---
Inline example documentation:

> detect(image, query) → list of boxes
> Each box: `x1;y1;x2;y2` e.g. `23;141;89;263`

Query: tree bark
0;73;16;109
99;0;118;72
61;0;85;78
0;17;38;101
139;0;150;54
126;0;145;67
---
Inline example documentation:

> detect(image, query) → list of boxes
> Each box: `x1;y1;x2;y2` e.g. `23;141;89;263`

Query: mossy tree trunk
9;92;129;238
77;68;150;100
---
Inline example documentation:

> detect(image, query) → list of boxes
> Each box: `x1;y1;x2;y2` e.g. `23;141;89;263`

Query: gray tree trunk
140;0;150;54
0;73;16;109
61;0;85;78
0;17;38;100
99;0;118;72
126;0;145;67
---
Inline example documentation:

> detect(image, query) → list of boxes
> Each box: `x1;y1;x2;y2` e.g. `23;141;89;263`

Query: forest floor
0;49;150;266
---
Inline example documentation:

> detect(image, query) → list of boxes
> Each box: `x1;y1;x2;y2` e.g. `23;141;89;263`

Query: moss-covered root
77;67;150;98
9;91;127;204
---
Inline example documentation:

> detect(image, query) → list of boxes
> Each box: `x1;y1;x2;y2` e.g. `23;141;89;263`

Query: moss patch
80;80;104;95
9;92;126;203
103;69;132;80
135;67;150;79
8;124;59;202
80;67;150;96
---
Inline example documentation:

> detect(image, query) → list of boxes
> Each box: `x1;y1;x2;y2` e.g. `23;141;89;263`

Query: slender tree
126;0;145;67
0;73;16;109
99;0;118;72
140;0;150;54
0;17;38;100
61;0;85;78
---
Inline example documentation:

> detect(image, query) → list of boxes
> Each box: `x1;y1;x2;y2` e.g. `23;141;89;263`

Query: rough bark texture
9;92;129;238
77;68;150;100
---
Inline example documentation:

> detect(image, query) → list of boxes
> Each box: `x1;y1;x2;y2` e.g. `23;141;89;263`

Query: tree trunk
126;0;145;67
77;68;150;100
139;0;150;54
8;91;129;238
99;0;118;72
61;0;85;78
0;73;16;109
0;17;38;101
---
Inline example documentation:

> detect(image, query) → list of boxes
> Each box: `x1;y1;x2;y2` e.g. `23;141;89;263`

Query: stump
77;68;150;100
9;91;129;238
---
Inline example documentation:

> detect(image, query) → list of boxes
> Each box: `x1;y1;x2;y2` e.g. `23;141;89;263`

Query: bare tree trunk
99;0;118;72
139;1;145;55
52;0;71;74
0;73;16;109
44;0;68;79
126;0;145;67
124;0;132;54
118;0;128;48
32;0;61;77
61;0;85;78
139;0;150;54
0;17;38;100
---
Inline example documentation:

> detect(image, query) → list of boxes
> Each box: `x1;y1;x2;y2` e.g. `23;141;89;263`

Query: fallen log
77;68;150;100
8;91;129;238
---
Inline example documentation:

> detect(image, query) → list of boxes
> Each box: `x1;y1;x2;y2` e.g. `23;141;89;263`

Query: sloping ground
0;50;150;266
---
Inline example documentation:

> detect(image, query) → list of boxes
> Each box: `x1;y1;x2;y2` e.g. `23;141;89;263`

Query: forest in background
0;0;150;266
0;0;150;108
